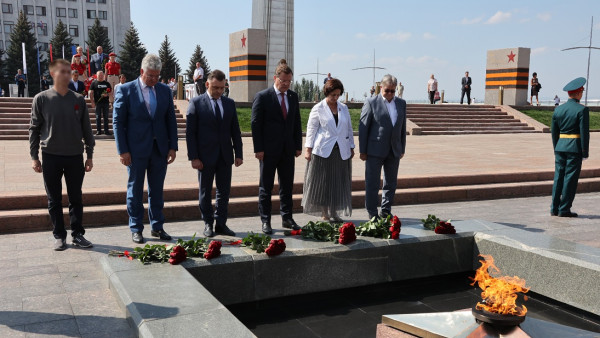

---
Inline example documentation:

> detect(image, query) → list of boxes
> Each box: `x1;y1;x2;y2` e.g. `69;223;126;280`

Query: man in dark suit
251;59;302;234
113;54;178;243
68;70;86;95
186;69;243;237
359;74;407;219
461;71;472;105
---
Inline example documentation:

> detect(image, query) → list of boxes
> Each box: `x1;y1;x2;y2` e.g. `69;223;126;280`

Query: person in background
251;59;302;235
71;46;88;66
90;46;108;75
530;72;540;106
396;82;404;99
88;71;112;136
114;74;126;95
105;52;121;106
554;95;560;106
113;53;178;244
224;79;230;97
359;74;407;220
323;72;333;85
303;78;354;221
68;70;86;96
186;69;243;237
193;61;205;95
29;59;95;250
427;74;437;104
15;69;26;97
71;55;87;82
551;77;589;218
461;71;472;105
168;77;177;99
370;86;375;97
41;75;50;91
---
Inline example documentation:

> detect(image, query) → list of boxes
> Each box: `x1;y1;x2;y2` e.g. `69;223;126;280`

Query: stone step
407;108;503;113
408;115;516;121
1;176;599;234
419;130;542;135
418;126;535;131
407;111;508;116
414;121;527;126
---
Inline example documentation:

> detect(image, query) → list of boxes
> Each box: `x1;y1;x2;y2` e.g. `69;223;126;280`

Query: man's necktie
213;98;222;126
280;92;287;119
149;87;157;118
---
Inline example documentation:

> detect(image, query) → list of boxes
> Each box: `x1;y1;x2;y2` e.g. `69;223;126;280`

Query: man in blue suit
113;54;178;243
186;69;243;237
359;74;407;220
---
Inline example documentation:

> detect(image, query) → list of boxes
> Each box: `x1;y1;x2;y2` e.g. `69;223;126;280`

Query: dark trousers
428;91;435;104
551;152;582;214
95;102;110;133
365;150;400;218
258;151;295;222
126;142;168;233
198;155;232;226
195;80;205;95
17;83;25;97
41;152;86;239
461;89;471;104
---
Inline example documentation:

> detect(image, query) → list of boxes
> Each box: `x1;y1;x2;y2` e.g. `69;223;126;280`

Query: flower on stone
388;215;401;239
204;241;222;260
168;245;187;265
265;239;286;256
338;222;356;244
434;221;456;234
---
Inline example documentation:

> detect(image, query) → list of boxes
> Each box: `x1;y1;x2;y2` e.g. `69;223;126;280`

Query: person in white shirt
303;78;355;221
193;62;205;95
114;74;126;95
427;74;437;104
396;82;404;99
554;95;560;106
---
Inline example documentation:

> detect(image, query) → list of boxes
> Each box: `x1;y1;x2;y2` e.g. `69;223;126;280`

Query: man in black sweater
29;59;95;250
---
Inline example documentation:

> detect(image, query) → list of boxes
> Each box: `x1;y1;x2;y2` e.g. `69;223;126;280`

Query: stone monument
484;47;531;106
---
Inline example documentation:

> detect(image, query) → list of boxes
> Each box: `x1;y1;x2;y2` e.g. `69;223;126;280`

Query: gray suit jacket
359;95;407;158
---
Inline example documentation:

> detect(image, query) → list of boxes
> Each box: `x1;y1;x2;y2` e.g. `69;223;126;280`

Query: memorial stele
484;47;531;106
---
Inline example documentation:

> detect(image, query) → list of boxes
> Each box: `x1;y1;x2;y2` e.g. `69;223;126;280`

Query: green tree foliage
158;35;180;81
293;78;321;102
118;22;147;81
48;20;73;62
86;18;113;53
186;45;211;82
6;11;44;95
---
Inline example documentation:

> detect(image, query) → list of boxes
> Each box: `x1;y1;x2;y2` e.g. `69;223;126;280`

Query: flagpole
22;42;28;96
49;44;53;62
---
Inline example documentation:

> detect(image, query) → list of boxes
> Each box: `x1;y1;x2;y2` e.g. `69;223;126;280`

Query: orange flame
470;254;529;316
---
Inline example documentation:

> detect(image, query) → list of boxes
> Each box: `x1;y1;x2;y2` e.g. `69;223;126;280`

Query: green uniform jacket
551;98;590;158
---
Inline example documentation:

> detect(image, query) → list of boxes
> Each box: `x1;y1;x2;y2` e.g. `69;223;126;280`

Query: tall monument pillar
252;0;294;87
229;29;267;102
484;47;531;106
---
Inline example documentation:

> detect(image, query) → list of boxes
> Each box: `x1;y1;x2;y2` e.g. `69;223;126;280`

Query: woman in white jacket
302;78;355;221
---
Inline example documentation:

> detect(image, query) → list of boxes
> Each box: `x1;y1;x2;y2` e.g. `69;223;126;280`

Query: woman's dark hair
323;78;344;96
532;72;537;77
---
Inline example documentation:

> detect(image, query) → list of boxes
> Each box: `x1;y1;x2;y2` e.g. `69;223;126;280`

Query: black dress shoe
203;224;215;237
551;211;558;216
282;218;301;230
262;222;273;234
132;232;144;244
151;229;172;240
558;212;578;218
215;224;236;236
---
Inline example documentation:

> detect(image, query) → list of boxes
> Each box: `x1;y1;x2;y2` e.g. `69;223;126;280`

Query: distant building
0;0;130;56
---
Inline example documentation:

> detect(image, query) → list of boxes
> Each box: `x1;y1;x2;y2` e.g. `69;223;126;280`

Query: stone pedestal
484;47;531;106
228;28;267;103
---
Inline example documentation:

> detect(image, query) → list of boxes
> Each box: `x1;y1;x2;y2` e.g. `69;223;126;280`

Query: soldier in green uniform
551;77;589;217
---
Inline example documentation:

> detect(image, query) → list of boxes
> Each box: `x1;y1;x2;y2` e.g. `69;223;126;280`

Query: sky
131;0;600;102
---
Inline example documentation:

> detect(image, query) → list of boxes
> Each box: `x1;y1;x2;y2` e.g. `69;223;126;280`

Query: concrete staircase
408;104;540;135
2;169;600;234
0;97;187;140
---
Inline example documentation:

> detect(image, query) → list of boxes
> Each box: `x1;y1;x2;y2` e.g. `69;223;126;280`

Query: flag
21;42;27;74
36;45;41;78
49;44;53;62
71;45;77;56
87;46;91;75
62;45;65;59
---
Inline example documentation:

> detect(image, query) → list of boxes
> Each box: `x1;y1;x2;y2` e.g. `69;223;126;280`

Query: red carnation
204;240;222;259
388;215;401;239
168;245;187;265
123;250;129;256
338;222;356;244
284;229;302;236
434;221;456;234
74;104;79;111
265;239;286;256
106;88;111;93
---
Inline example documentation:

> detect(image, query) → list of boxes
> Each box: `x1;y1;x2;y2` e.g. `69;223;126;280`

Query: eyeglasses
384;89;396;94
276;77;292;85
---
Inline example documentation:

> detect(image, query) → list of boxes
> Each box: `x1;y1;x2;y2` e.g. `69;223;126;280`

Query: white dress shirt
274;85;289;112
381;94;398;126
71;80;78;91
208;95;224;118
138;77;157;116
193;67;204;81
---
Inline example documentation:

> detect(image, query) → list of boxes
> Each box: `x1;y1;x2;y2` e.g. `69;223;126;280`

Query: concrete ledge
499;105;550;133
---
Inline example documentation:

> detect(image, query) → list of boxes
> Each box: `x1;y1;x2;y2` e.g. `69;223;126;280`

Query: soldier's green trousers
551;151;583;214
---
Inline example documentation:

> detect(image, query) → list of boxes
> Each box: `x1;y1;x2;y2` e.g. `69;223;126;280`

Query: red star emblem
241;34;247;48
507;51;516;62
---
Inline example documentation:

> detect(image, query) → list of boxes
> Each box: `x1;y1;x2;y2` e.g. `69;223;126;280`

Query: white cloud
378;55;448;68
460;17;483;25
486;11;512;24
355;32;367;39
376;31;411;42
325;53;357;63
423;32;435;40
536;13;551;22
531;47;548;56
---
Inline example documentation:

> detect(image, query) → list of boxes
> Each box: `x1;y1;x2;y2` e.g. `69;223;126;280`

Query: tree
48;20;73;61
86;18;113;53
6;11;45;95
293;78;320;102
158;35;180;81
186;45;211;82
118;22;147;81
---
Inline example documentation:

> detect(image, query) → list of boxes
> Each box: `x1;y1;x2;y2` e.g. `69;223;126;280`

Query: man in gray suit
359;74;407;219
